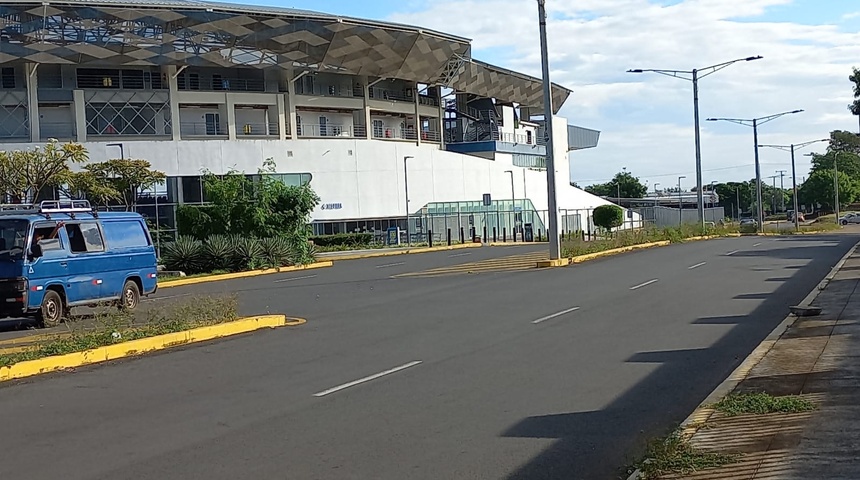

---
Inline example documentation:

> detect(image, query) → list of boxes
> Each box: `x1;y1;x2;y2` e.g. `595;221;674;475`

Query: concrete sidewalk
664;244;860;479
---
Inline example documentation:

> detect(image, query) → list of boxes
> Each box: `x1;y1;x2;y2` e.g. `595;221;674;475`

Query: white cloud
389;0;860;187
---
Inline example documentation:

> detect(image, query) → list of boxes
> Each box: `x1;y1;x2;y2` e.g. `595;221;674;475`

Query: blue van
0;200;158;327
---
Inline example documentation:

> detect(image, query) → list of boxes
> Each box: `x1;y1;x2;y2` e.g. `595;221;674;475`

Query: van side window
103;220;150;249
66;223;105;253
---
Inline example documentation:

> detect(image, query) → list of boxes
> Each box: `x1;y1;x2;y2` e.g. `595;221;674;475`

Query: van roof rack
0;200;98;218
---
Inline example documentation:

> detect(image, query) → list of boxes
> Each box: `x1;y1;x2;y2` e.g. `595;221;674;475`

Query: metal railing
296;84;361;98
212;77;265;92
369;87;412;102
418;95;440;107
40;122;76;140
238;122;278;136
76;73;164;90
180;122;227;136
498;131;536;145
297;123;362;138
372;127;417;140
421;130;441;142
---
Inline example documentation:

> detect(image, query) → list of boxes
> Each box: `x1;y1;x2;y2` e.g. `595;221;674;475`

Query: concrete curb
324;242;481;261
0;314;288;382
536;241;672;268
626;238;860;480
158;261;333;288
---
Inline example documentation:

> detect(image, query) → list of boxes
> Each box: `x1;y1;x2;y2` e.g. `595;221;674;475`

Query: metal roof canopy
0;0;571;112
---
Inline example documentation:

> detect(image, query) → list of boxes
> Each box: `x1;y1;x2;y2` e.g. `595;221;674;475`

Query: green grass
712;392;816;416
0;295;238;368
636;431;741;479
561;224;738;258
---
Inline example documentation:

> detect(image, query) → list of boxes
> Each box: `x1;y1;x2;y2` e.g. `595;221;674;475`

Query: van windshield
0;219;28;261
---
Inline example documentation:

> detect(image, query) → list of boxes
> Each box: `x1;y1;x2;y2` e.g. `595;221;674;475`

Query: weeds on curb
635;430;740;479
713;392;816;416
0;295;238;368
561;224;737;258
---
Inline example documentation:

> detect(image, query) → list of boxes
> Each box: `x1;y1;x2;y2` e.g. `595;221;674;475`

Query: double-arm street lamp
706;109;804;232
627;55;763;230
758;138;828;231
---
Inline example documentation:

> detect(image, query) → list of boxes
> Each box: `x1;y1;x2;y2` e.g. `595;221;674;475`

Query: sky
263;0;858;190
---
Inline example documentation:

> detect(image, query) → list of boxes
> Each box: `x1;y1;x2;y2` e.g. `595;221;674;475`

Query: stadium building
0;0;629;240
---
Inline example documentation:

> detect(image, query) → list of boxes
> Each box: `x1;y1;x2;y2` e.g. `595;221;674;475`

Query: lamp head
745;56;763;61
627;69;644;73
790;109;803;114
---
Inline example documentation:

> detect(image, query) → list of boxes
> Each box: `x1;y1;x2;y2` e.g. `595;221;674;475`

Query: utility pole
768;174;778;216
536;0;560;260
776;170;787;212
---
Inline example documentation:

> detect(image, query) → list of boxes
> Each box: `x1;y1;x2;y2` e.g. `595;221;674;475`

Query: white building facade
0;0;630;238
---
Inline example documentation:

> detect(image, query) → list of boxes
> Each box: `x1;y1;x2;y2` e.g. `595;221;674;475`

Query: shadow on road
499;234;857;479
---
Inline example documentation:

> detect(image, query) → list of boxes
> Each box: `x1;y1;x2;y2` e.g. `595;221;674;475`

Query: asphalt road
1;234;857;480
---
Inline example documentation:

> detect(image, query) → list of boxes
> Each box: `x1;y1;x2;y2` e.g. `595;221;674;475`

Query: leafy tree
585;170;647;199
592;204;623;232
798;170;858;211
79;159;166;210
713;181;755;218
177;158;319;240
850;67;860;129
0;140;88;203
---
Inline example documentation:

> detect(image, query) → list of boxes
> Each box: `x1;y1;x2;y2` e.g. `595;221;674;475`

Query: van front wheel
38;290;65;328
119;280;140;312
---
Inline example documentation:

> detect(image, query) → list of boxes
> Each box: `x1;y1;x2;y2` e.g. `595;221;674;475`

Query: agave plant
160;236;205;274
259;236;292;268
228;236;264;271
202;234;235;272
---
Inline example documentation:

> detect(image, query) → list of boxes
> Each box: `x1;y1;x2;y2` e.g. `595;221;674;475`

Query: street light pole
759;139;827;231
505;170;516;238
776;170;787;212
627;55;762;230
678;176;686;225
834;152;840;223
537;0;560;260
404;155;413;246
707;109;803;233
791;146;798;229
736;187;741;220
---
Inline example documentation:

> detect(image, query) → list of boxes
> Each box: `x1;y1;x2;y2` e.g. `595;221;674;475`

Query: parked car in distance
0;200;158;327
838;212;860;225
739;218;756;226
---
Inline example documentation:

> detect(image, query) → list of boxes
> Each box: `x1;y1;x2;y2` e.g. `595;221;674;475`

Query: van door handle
59;262;68;267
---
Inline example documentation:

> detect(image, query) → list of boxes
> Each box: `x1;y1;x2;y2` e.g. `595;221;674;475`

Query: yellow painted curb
0;314;287;382
570;240;671;264
536;258;571;268
158;261;333;288
326;242;481;261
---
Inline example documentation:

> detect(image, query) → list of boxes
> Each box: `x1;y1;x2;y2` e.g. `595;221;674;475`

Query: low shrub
161;233;315;275
310;233;374;247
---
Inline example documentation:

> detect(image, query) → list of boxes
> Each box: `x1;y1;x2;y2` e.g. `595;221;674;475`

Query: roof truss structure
0;0;571;112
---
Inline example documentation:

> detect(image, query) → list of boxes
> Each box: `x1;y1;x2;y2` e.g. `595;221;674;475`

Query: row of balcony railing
30;75;441;107
8;120;442;142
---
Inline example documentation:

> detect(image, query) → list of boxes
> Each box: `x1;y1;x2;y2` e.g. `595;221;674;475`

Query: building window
1;68;15;89
372;120;384;138
204;113;221;135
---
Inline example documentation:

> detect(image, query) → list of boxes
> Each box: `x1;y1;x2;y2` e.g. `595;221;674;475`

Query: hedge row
309;233;374;247
161;234;314;275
